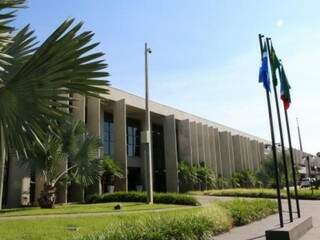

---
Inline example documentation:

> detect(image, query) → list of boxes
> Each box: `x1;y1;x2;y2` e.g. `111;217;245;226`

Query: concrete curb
266;216;313;240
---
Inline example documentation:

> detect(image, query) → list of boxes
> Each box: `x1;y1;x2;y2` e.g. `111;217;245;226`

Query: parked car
300;178;314;188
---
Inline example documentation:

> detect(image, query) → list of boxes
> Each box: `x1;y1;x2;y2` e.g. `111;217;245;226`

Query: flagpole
267;38;293;222
258;34;283;227
283;103;301;218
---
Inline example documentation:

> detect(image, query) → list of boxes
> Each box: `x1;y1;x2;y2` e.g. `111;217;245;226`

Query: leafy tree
257;152;300;188
231;171;259;188
196;162;217;190
178;161;197;192
0;1;109;209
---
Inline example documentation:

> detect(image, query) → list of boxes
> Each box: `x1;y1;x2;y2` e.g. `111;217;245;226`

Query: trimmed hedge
201;188;320;200
86;192;200;206
77;199;277;240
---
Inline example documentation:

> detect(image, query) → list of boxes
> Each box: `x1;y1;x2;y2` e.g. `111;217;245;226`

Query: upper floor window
104;113;113;156
127;119;141;157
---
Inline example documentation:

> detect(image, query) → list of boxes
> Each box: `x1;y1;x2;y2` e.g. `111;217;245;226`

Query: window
127;119;141;157
104;114;114;155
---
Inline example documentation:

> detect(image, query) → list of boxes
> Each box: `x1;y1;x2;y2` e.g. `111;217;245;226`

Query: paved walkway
211;199;320;240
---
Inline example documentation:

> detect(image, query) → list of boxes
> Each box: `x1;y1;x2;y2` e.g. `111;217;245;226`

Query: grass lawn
191;188;320;200
0;204;196;240
0;199;277;240
0;202;179;217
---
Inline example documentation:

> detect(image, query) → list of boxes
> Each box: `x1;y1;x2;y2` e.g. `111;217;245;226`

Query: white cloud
276;19;284;28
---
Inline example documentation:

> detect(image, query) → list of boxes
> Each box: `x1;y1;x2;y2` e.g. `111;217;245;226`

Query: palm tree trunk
0;124;6;210
81;186;85;203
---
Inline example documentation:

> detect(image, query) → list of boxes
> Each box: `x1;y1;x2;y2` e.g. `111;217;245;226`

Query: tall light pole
296;117;310;177
144;42;153;204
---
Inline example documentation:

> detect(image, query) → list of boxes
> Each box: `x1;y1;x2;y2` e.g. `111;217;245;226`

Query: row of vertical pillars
3;96;305;207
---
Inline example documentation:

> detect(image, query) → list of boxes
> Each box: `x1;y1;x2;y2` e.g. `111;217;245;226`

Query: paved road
210;198;320;240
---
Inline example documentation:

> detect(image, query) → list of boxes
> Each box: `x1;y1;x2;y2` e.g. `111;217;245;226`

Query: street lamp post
144;42;153;204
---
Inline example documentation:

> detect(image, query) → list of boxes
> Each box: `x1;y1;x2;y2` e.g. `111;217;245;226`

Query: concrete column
219;131;233;178
245;138;253;171
113;99;128;191
214;128;223;176
163;115;179;192
258;142;265;167
190;122;199;165
72;93;86;121
34;170;44;206
209;127;217;173
250;140;259;171
6;154;30;208
56;159;68;203
239;136;247;170
228;133;235;175
197;123;205;165
232;135;243;172
68;94;86;202
203;125;211;169
55;95;69;203
241;137;247;170
86;96;102;195
177;119;192;165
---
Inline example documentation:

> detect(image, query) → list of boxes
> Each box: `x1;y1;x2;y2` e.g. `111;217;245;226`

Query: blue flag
259;43;271;92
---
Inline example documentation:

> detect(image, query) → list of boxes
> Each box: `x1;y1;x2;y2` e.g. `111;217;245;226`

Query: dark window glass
104;113;114;156
127;119;141;157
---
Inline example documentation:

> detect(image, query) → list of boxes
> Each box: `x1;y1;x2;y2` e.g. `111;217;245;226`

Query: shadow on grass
0;207;36;214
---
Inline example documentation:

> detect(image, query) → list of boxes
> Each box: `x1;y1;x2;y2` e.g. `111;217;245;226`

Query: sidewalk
212;199;320;240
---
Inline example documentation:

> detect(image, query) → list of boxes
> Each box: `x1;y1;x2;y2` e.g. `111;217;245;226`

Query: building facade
2;87;307;208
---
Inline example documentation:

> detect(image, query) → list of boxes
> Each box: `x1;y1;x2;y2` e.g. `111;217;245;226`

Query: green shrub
216;177;231;189
196;162;217;191
86;192;200;206
231;171;259;188
178;161;198;192
77;203;232;240
178;161;217;192
219;199;277;226
78;199;276;240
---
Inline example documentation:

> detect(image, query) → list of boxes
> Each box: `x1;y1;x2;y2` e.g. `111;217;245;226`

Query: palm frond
0;18;109;154
0;25;37;82
72;134;102;186
0;0;25;74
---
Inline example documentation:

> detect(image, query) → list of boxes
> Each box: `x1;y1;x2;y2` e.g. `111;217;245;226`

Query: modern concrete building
2;87;310;208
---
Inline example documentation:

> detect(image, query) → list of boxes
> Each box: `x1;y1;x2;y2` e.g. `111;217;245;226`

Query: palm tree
29;119;102;208
60;118;102;202
101;156;124;193
0;1;109;209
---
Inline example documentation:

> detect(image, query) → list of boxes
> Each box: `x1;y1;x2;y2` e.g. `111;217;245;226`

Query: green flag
270;44;280;86
279;64;291;110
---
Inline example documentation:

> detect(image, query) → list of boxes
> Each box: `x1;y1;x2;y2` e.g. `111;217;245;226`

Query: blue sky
15;1;319;154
